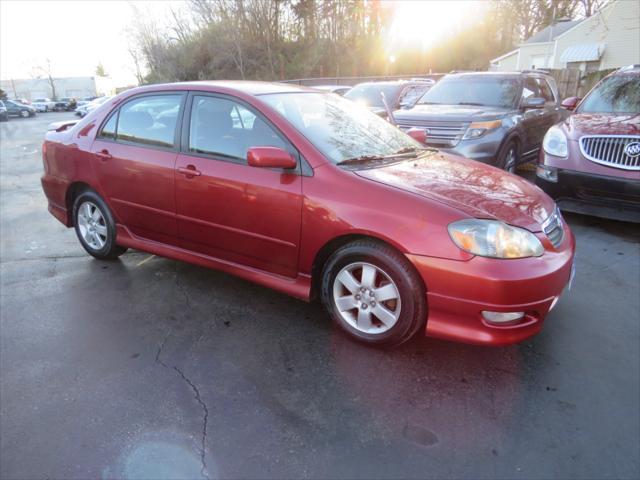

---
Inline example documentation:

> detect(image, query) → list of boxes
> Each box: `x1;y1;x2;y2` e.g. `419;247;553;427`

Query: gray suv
393;71;569;171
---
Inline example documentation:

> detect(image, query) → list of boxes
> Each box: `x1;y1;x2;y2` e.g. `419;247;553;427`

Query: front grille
579;135;640;171
398;120;469;147
542;207;565;249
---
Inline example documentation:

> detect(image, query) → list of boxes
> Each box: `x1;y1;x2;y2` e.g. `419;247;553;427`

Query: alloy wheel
332;262;401;334
505;147;517;172
77;201;108;250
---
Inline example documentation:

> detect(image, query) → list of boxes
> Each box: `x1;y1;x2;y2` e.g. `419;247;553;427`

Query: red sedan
41;82;575;347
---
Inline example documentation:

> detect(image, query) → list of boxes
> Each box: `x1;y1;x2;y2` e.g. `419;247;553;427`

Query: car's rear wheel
73;190;127;260
320;240;426;348
498;139;519;173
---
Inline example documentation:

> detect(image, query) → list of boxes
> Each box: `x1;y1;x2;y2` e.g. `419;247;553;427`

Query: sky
0;0;182;86
1;0;487;87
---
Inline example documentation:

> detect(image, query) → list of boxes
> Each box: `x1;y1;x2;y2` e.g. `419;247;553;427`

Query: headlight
543;125;568;157
463;120;502;140
448;219;544;259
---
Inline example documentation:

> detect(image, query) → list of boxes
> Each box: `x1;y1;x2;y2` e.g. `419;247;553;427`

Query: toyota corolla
41;82;575;347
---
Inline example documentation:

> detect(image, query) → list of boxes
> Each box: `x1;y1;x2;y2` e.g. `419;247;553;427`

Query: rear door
91;92;185;244
174;93;303;278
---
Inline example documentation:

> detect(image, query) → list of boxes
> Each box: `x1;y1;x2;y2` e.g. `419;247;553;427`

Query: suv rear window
578;75;640;114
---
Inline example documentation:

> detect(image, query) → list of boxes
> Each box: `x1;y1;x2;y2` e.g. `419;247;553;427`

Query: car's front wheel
497;139;519;173
73;190;127;260
320;240;426;348
20;110;29;118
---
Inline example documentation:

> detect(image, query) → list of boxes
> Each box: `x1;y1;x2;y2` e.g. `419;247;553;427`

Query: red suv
536;65;640;222
41;82;575;347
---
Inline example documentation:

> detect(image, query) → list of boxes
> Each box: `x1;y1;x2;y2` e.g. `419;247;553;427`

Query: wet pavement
1;112;639;479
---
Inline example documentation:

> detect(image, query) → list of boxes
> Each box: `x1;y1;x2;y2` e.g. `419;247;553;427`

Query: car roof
447;71;524;78
127;81;316;97
352;81;417;87
612;64;640;76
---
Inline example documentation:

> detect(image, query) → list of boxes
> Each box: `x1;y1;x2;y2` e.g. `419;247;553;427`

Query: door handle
177;165;201;177
95;149;112;161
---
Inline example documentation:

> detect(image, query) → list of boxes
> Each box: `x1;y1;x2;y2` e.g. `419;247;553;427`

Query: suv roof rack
520;69;551;74
619;64;640;71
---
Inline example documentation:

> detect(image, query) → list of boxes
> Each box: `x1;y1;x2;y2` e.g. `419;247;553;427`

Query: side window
536;78;555;103
189;96;289;162
117;95;182;148
401;85;428;105
99;112;118;140
230;105;256;130
522;77;539;100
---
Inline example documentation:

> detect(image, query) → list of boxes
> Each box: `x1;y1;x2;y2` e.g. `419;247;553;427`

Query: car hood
355;151;554;232
563;113;640;138
394;104;512;123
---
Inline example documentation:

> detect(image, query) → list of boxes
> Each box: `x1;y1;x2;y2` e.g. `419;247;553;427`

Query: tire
320;239;427;348
20;110;29;118
72;189;127;260
497;139;519;173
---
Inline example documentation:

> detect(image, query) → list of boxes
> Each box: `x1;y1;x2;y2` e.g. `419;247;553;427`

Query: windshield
344;83;403;108
577;76;640;114
417;76;520;108
261;92;419;164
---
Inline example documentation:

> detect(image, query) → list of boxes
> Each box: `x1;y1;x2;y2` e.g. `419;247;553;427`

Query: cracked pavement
1;113;639;479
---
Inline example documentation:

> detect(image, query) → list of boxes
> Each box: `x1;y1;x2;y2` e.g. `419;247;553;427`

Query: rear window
578;75;640;114
98;95;182;148
344;83;404;108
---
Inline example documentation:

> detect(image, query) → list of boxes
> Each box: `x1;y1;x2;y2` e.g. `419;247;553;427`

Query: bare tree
32;59;58;100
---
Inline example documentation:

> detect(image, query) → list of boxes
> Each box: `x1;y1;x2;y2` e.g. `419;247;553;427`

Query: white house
490;0;640;72
0;76;115;101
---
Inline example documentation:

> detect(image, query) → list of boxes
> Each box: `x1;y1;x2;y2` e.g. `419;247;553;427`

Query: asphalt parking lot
1;112;639;480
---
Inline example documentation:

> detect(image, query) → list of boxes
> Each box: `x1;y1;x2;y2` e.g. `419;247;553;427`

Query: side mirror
247;147;297;170
521;97;545;109
561;96;581;110
407;128;427;144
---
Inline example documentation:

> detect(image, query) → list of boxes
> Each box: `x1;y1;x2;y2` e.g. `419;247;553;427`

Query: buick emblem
625;142;640;157
423;128;430;135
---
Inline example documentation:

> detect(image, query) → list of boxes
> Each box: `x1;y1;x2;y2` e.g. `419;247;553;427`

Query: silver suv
393;71;569;171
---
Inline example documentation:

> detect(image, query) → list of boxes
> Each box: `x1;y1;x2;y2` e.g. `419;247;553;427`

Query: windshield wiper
337;147;429;166
456;102;487;106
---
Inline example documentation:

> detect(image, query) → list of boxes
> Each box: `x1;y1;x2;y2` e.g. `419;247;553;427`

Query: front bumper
536;167;640;223
430;128;507;166
407;225;575;346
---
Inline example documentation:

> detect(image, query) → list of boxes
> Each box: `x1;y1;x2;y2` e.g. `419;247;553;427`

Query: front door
91;93;185;243
175;93;303;278
519;77;549;158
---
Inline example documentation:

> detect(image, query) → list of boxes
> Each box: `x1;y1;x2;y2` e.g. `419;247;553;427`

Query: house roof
523;19;582;44
491;49;519;63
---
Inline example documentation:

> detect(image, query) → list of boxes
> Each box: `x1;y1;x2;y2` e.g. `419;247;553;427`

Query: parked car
344;81;433;117
536;65;640;222
41;82;575;348
75;96;112;117
32;98;56;112
54;98;76;111
4;100;36;118
0;101;8;121
393;71;569;171
312;85;352;96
